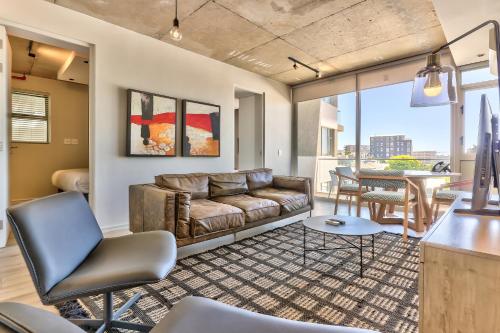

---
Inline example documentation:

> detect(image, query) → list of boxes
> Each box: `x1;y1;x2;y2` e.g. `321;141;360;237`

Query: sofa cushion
251;188;308;214
245;168;273;190
190;199;245;237
209;173;248;197
212;194;280;223
155;173;209;199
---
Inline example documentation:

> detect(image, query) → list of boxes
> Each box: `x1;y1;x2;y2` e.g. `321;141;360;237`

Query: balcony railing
315;157;453;197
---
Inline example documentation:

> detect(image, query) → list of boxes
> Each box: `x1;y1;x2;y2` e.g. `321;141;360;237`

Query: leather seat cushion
46;231;176;303
0;302;85;333
191;199;245;237
212;194;280;223
152;296;377;333
250;188;308;214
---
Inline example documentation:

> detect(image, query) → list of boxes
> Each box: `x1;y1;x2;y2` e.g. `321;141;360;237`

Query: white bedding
51;168;89;193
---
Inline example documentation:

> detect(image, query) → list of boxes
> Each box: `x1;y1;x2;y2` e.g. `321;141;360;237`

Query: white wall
0;0;292;231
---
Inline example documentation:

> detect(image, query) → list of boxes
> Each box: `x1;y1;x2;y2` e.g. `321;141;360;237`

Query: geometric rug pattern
59;222;420;333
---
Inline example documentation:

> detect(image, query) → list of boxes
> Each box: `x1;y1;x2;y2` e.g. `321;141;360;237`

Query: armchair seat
435;190;463;200
361;190;415;204
47;231;176;303
340;184;367;192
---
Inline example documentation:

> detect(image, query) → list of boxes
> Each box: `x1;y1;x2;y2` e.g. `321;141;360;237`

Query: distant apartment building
344;145;370;159
370;135;412;159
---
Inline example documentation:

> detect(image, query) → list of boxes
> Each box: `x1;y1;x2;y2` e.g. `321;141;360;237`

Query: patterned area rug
58;222;420;333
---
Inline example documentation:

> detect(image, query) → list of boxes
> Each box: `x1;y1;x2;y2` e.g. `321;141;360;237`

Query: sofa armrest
129;184;192;239
273;176;314;209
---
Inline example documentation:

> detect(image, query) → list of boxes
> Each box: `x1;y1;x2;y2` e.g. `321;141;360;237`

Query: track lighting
169;0;182;41
288;56;321;79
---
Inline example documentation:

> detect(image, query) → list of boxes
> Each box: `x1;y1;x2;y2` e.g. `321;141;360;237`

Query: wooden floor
0;198;431;317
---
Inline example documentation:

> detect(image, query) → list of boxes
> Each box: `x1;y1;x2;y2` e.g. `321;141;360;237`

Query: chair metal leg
72;292;153;333
334;190;341;215
69;318;103;328
348;196;353;215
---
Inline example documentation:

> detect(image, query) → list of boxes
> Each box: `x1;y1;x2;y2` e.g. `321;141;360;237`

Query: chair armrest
153;296;377;333
438;179;473;190
273;176;314;209
129;184;192;239
0;302;84;333
338;174;359;183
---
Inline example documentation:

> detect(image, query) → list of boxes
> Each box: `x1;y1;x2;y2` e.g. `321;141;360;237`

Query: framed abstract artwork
182;100;220;157
126;89;177;156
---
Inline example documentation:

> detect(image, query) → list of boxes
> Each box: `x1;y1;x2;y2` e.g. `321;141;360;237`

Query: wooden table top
403;170;461;178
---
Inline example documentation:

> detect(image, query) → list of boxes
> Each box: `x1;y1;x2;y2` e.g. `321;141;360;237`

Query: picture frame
126;89;177;157
182;99;220;157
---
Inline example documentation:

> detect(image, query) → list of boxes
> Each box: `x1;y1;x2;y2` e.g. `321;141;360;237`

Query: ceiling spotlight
293;62;298;70
169;0;182;41
288;56;321;80
316;72;322;78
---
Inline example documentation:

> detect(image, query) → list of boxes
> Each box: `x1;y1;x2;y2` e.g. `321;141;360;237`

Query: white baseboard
101;223;130;236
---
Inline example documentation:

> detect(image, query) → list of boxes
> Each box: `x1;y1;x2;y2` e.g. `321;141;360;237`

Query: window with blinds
11;91;49;143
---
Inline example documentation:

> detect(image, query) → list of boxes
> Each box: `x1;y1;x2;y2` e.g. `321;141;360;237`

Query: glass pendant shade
169;18;182;41
410;54;457;107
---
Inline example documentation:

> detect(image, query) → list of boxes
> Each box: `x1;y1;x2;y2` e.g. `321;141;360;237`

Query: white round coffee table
302;215;383;277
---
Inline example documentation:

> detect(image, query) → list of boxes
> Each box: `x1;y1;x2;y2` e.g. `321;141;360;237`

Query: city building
344;145;370;159
370;135;412;159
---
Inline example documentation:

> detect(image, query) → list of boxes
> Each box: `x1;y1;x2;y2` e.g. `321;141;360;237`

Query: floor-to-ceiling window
315;92;356;194
460;65;499;180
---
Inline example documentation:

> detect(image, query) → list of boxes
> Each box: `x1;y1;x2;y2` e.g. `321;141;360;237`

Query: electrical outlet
71;138;79;145
0;141;3;152
64;138;71;144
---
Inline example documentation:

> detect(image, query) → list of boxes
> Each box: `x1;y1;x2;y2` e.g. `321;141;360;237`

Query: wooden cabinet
419;199;500;332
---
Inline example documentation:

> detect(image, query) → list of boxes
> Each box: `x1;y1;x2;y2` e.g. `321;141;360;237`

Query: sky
336;68;500;156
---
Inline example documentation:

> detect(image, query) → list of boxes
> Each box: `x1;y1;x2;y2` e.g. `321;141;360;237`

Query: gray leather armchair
6;191;177;333
0;297;378;333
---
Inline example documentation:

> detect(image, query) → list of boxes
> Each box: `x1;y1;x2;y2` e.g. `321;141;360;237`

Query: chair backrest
6;192;103;299
334;166;355;186
358;169;406;189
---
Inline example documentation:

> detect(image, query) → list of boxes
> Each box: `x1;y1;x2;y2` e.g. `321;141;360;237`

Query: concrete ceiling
432;0;500;67
10;35;89;84
10;35;74;79
44;0;447;85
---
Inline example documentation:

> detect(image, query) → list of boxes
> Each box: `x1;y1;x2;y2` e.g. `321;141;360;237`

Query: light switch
278;149;282;156
64;138;71;144
71;138;79;145
0;141;3;151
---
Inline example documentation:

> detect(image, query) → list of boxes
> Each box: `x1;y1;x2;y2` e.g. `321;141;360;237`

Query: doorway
8;35;90;205
234;87;264;171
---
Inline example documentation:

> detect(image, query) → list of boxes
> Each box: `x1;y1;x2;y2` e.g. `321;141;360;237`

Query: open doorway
8;35;90;205
234;87;264;171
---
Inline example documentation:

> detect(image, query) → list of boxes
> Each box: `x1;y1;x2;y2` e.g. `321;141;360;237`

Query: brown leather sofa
130;168;313;247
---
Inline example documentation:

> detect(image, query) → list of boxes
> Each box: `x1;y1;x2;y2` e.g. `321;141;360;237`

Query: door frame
0;21;95;247
233;84;265;169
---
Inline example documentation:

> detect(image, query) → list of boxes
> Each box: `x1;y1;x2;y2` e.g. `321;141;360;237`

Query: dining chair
330;167;368;215
431;179;472;220
356;169;423;240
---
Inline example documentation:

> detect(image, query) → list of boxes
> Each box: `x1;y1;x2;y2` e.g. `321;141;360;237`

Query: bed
51;168;89;195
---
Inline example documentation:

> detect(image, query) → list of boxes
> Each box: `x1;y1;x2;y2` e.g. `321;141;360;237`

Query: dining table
400;170;461;232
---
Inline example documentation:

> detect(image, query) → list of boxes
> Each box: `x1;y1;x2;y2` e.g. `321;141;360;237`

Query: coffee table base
303;225;375;278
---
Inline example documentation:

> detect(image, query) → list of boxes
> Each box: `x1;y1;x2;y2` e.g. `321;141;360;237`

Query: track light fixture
288;56;321;79
169;0;182;41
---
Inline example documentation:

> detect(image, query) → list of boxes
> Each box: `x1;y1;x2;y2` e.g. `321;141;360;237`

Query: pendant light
169;0;182;42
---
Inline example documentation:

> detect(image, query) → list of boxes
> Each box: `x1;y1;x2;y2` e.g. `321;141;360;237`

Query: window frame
10;90;50;144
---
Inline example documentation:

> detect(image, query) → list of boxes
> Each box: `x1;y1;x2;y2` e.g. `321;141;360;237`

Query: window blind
11;91;49;143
